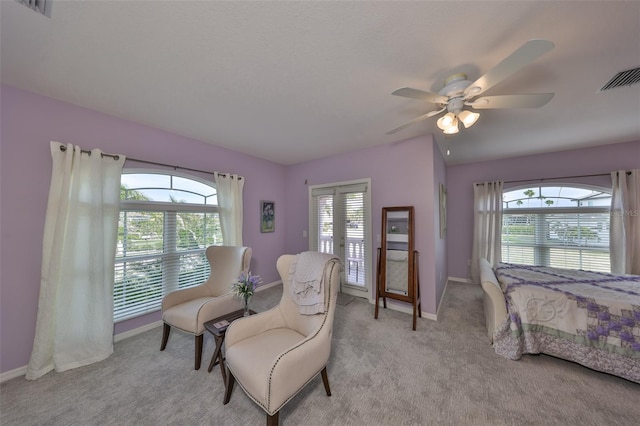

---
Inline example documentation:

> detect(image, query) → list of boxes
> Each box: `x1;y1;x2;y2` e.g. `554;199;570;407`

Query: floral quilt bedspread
492;263;640;383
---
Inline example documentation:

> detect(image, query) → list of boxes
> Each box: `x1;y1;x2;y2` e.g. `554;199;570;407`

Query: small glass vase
243;295;251;317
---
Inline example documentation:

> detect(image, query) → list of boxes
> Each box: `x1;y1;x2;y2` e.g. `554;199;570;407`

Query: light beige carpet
2;282;639;425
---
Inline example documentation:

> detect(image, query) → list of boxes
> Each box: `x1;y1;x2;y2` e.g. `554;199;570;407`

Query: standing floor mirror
374;206;421;330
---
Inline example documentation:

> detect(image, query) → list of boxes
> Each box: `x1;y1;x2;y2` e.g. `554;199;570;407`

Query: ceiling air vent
599;67;640;91
15;0;52;17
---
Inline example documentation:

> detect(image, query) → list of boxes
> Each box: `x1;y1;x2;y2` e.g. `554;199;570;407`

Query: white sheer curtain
26;142;125;380
471;181;504;283
610;169;640;275
214;172;245;246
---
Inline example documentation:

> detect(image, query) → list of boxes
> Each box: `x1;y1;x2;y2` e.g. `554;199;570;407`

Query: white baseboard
367;277;473;322
1;320;166;383
1;281;285;384
114;320;163;343
370;298;437;321
0;365;27;383
257;279;282;291
448;276;472;284
435;279;449;318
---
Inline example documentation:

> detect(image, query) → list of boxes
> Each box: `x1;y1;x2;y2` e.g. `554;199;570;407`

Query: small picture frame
261;200;275;233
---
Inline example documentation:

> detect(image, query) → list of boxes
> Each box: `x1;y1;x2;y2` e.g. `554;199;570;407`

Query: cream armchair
160;245;251;370
223;253;340;426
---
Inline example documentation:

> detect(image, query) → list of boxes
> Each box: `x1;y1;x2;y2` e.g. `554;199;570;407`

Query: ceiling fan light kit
458;110;480;128
436;113;455;130
443;119;460;135
387;39;555;136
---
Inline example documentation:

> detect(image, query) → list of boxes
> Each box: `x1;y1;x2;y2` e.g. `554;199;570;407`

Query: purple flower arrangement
232;271;263;300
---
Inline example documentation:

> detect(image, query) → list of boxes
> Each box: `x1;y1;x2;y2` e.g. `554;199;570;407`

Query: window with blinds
115;172;221;322
502;185;611;272
310;180;371;293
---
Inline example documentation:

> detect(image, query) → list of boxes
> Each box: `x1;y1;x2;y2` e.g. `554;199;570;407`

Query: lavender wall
432;141;448;306
284;136;443;315
446;140;640;280
7;80;634;377
0;85;287;373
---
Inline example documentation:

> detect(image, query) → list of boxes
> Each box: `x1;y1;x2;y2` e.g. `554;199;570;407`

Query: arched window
502;184;611;272
115;171;221;321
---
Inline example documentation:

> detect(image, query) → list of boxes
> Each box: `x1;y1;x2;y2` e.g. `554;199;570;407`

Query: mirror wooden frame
374;206;422;330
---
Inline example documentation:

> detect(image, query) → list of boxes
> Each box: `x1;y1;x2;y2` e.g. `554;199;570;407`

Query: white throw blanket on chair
289;251;340;315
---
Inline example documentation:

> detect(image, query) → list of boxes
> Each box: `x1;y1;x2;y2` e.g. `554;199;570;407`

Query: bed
479;258;640;383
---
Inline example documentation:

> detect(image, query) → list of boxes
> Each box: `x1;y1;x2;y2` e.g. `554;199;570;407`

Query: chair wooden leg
223;370;235;405
321;366;331;396
266;411;279;426
160;323;170;351
195;334;203;370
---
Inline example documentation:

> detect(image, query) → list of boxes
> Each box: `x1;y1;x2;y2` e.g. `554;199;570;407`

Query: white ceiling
2;1;639;165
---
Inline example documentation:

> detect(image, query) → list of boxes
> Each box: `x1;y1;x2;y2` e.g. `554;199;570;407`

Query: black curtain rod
58;145;241;179
59;144;121;160
475;171;629;185
503;172;610;184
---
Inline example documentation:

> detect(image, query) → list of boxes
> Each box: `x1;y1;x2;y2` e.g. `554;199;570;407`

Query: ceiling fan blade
391;87;448;104
467;93;554;109
386;111;433;135
464;39;554;98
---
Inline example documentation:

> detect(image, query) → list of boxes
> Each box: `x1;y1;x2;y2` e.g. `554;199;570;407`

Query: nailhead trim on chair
226;260;338;417
266;260;337;415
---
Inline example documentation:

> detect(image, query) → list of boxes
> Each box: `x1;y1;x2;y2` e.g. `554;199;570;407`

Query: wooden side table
203;309;256;384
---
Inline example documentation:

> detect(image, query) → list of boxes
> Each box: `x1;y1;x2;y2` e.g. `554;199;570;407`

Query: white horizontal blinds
312;187;335;254
338;184;368;286
173;212;220;290
115;171;222;322
114;210;223;321
114;211;166;321
502;210;611;272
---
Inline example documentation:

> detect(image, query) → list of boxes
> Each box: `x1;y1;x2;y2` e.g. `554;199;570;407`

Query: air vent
599;67;640;91
15;0;52;17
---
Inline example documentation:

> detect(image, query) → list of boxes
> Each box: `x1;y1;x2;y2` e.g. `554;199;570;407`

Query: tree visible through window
114;172;222;321
502;185;611;272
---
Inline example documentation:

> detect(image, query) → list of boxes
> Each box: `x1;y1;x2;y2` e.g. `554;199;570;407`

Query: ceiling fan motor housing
439;73;474;113
439;73;473;98
446;98;465;114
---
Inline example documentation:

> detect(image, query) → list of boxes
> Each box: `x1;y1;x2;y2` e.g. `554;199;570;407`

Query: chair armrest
161;285;208;311
196;292;243;328
225;306;286;348
268;331;331;412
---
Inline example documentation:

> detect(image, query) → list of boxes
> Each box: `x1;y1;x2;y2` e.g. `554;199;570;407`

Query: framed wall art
261;200;275;233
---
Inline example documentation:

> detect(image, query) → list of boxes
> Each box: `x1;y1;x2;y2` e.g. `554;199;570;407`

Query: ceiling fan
387;39;555;135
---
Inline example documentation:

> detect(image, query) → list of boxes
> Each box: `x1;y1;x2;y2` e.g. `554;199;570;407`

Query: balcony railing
319;235;365;285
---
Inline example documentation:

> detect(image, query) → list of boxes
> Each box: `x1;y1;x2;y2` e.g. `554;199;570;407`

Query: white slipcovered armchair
223;253;340;426
160;245;251;369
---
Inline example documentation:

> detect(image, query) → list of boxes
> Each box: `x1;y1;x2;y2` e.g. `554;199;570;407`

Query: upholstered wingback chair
223;253;340;426
160;245;251;369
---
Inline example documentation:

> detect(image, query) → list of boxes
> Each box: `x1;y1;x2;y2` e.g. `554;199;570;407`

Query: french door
309;179;372;298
